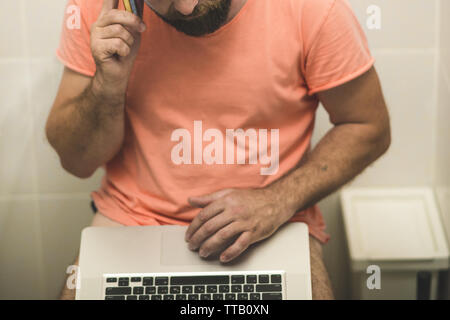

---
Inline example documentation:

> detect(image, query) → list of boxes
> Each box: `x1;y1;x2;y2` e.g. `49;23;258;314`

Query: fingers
103;38;131;57
219;231;253;263
188;189;235;208
92;8;145;61
187;210;235;251
99;24;135;47
98;9;146;33
185;201;225;242
198;223;247;261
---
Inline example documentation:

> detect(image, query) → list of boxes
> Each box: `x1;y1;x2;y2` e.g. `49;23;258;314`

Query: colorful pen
123;0;132;13
123;0;143;18
130;0;138;15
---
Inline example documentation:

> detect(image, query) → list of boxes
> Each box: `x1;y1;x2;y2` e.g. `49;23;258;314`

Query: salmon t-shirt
57;0;374;243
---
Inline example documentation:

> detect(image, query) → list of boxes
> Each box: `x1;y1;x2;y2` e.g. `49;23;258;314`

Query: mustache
165;0;226;21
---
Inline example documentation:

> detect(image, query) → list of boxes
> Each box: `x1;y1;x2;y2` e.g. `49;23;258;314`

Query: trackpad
160;227;222;266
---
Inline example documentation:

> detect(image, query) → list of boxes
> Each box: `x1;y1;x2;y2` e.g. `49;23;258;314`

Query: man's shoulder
284;0;338;26
296;0;337;13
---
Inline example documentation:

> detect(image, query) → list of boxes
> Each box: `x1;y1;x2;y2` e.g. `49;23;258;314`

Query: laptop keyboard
103;271;286;300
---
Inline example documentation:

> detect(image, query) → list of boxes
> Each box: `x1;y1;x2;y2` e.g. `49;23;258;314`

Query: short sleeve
301;0;375;95
56;0;102;77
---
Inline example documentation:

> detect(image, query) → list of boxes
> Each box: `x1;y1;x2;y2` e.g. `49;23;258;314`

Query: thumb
188;189;235;208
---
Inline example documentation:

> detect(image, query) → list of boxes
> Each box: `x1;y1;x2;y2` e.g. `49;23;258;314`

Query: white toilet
341;187;449;299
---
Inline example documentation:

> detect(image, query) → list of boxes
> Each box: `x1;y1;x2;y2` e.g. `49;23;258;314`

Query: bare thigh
309;235;334;300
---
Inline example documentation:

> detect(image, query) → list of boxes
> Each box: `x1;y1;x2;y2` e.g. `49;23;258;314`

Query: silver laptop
76;222;312;300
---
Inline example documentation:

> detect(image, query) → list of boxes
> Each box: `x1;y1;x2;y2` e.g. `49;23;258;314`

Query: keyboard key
271;274;282;283
207;286;217;293
138;295;149;300
225;293;236;300
238;293;248;300
151;295;162;300
158;286;169;294
213;294;224;300
262;293;282;300
143;277;153;286
106;287;132;295
176;294;187;300
244;285;254;292
145;286;156;294
170;286;181;294
231;275;245;284
194;286;205;294
188;294;199;300
231;285;242;293
133;287;144;295
200;294;211;300
126;295;137;300
259;275;270;283
106;278;117;283
171;275;229;285
164;295;174;300
118;279;129;287
250;293;261;300
131;277;142;283
246;275;257;284
155;277;169;286
182;286;193;294
119;277;129;282
219;285;230;293
256;284;282;292
105;295;125;300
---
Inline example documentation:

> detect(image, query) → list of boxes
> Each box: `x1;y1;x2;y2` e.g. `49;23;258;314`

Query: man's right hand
90;0;146;101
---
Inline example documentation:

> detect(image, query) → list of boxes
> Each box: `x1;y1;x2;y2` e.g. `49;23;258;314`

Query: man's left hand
185;188;295;263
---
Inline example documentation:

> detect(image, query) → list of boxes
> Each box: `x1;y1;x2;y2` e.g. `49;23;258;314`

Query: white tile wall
39;195;94;299
0;61;37;194
0;0;103;300
441;0;450;69
0;197;44;299
0;0;448;300
0;1;26;58
436;0;450;255
25;1;67;57
348;0;438;50
435;67;450;189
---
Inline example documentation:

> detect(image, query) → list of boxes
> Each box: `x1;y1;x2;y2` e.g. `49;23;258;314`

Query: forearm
266;122;391;220
46;78;125;178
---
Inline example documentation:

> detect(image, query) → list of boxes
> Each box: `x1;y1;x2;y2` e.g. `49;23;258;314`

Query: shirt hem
308;57;375;95
56;49;96;77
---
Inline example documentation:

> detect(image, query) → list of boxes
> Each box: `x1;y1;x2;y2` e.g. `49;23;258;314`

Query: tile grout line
430;0;441;188
19;0;47;299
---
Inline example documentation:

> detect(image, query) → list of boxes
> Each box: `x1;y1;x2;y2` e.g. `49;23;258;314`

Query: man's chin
168;20;225;37
154;0;232;37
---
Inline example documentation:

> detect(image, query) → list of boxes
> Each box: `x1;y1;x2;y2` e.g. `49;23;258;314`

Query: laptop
75;222;312;300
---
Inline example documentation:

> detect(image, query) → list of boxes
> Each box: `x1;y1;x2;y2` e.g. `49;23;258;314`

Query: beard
152;0;232;37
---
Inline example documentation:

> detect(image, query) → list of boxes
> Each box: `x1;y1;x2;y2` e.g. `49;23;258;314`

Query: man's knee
309;236;334;300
